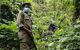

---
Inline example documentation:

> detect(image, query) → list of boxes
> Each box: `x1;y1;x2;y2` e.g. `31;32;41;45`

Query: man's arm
17;11;32;37
20;26;33;37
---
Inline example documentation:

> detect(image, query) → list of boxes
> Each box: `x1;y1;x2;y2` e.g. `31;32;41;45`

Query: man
16;3;37;50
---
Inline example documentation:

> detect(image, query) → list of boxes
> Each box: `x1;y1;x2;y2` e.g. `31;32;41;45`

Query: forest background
0;0;80;50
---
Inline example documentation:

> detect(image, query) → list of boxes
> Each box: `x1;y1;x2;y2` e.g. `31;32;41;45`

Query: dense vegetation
0;0;80;50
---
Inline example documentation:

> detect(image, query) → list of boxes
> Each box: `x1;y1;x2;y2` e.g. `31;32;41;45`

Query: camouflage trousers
18;30;36;50
20;41;37;50
20;42;30;50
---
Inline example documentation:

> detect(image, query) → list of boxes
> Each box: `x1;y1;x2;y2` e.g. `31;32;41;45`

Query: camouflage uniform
17;11;35;50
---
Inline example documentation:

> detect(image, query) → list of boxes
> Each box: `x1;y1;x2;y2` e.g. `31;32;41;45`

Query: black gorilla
48;23;57;31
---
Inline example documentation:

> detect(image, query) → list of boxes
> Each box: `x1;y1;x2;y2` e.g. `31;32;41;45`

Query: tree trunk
72;0;80;24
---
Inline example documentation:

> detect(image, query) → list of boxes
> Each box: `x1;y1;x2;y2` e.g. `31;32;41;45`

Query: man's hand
20;26;33;37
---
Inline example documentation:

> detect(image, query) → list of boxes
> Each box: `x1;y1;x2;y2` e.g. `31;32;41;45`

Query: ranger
16;3;37;50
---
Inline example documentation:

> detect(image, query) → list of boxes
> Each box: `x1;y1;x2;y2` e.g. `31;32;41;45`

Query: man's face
22;5;29;14
23;5;28;11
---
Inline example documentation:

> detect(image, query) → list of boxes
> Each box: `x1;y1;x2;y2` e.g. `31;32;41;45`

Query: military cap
22;3;31;7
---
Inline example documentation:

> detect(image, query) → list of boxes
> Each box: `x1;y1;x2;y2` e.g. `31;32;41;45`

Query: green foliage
32;0;80;50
